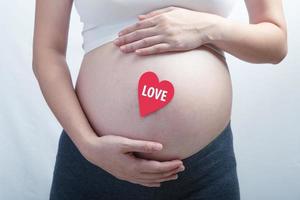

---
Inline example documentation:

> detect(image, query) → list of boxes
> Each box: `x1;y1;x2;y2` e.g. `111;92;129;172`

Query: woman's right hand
79;134;185;187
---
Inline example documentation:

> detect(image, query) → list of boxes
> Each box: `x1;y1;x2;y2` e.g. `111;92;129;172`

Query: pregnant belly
75;41;233;161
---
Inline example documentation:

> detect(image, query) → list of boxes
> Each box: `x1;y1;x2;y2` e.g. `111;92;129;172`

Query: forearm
32;48;98;150
209;17;287;64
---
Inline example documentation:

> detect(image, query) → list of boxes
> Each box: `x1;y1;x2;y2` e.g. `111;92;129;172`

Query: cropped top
73;0;236;55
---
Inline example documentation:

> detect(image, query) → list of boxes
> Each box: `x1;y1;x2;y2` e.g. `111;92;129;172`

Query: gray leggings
49;120;240;200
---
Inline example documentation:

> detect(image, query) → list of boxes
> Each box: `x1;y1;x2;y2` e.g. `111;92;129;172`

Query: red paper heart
138;71;174;117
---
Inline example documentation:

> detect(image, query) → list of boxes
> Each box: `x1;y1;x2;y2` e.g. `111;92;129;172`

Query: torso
75;42;232;161
73;0;235;161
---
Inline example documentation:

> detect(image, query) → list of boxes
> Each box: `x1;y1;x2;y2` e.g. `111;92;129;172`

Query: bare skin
75;42;233;162
32;0;287;188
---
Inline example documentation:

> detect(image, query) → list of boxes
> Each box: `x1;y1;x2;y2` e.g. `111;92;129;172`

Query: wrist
205;15;232;46
73;129;100;153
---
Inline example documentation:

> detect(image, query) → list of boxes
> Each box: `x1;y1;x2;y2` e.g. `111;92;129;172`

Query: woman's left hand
113;6;224;55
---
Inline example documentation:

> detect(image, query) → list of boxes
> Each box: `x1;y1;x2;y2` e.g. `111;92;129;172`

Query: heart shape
138;71;174;117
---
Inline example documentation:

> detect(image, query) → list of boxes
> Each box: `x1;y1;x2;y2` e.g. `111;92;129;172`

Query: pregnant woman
32;0;287;199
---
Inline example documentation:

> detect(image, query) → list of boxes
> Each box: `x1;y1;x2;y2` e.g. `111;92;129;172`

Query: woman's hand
113;6;223;55
79;134;185;188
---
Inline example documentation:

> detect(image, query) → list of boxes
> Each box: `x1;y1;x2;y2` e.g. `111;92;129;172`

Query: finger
115;27;158;46
139;182;161;187
118;18;157;36
121;138;163;153
152;174;178;183
129;179;161;188
135;43;171;55
143;164;185;175
120;35;164;53
136;174;178;185
138;6;175;19
137;159;183;173
137;165;185;180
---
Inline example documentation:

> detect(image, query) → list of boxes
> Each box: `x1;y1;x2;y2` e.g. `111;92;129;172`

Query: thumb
122;138;163;153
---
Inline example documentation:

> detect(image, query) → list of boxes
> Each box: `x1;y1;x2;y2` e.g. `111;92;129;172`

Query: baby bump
75;41;233;161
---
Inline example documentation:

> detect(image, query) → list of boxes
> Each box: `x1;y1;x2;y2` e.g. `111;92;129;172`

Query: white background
0;1;299;199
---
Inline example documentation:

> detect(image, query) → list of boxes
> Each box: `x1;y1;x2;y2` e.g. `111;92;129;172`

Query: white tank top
74;0;236;54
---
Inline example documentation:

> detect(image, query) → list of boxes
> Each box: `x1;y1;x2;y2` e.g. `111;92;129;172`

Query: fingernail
153;144;163;150
179;165;185;171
